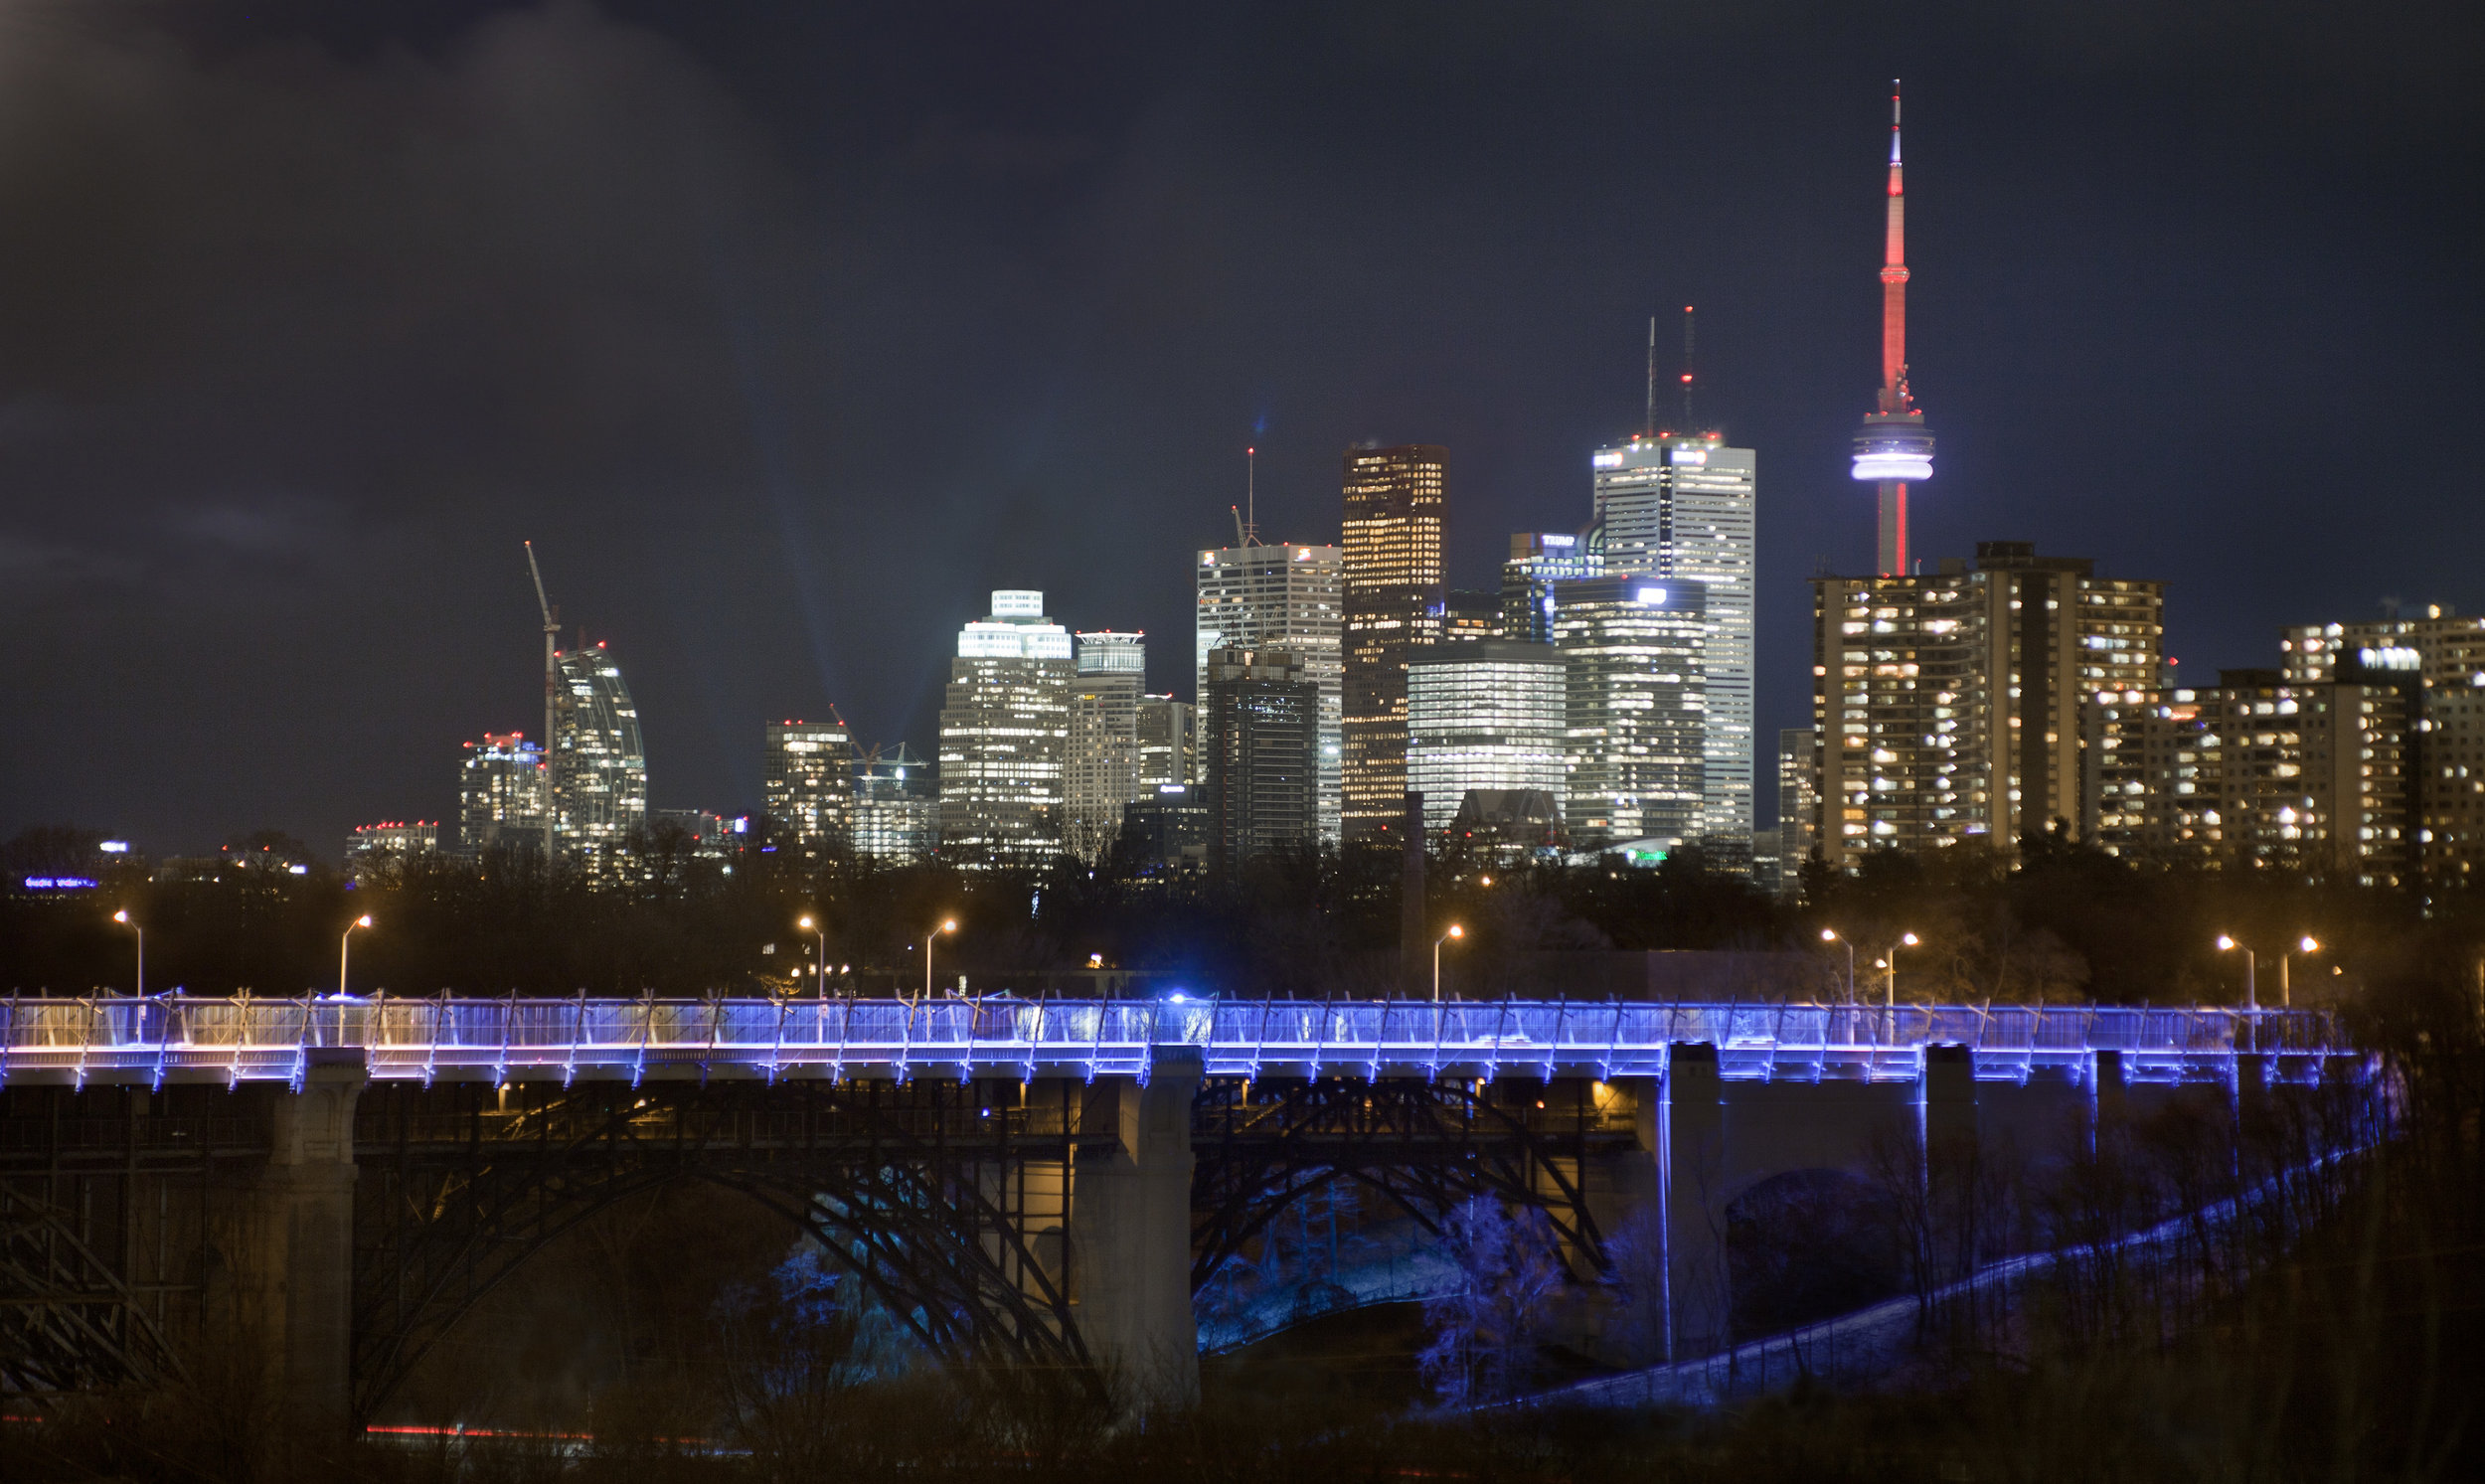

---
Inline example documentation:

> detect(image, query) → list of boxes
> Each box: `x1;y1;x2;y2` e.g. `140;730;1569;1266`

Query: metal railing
0;995;2355;1090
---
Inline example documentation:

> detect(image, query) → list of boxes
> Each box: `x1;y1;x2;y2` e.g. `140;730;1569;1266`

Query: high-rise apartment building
1501;533;1602;644
937;590;1074;869
854;744;939;866
765;719;855;862
1341;444;1446;841
1067;632;1146;864
1201;646;1319;874
1777;728;1819;893
1406;640;1569;833
1197;542;1343;840
553;643;648;857
1553;577;1708;851
459;733;548;851
1809;542;2164;869
1591;432;1756;851
1136;695;1195;789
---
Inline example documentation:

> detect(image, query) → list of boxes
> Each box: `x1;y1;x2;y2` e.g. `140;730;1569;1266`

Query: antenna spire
1680;305;1697;429
1851;77;1935;577
1643;316;1658;436
1242;445;1259;546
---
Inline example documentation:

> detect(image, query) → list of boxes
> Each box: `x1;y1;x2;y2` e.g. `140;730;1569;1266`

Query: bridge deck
0;996;2352;1090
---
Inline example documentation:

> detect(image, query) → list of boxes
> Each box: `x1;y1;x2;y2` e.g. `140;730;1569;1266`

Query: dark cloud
2;0;2481;855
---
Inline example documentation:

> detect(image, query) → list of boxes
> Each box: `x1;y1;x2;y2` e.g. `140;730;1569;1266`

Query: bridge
0;995;2357;1424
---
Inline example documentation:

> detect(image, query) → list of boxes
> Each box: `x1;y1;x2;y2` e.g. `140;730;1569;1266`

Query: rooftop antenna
1643;316;1658;436
524;541;560;861
1242;445;1260;546
1680;305;1697;430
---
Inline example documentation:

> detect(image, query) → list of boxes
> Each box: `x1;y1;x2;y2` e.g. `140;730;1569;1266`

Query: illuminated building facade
1341;444;1446;840
1196;542;1342;839
1136;695;1195;788
1119;784;1210;871
459;733;548;851
1501;532;1602;644
346;822;439;871
2280;607;2485;885
1442;589;1500;641
1067;632;1145;864
1202;646;1319;874
1592;433;1757;853
854;744;939;865
1553;577;1707;851
1809;543;2163;869
765;719;855;863
1851;83;1935;577
1406;640;1569;833
937;590;1074;869
553;643;648;859
1777;728;1819;894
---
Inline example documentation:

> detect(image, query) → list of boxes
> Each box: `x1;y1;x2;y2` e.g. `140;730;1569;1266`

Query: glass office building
1341;444;1446;840
1197;542;1342;840
937;590;1074;868
1553;576;1708;851
1406;640;1569;833
765;719;855;862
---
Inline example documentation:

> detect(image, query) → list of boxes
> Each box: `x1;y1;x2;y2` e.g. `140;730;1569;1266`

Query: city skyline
5;7;2479;857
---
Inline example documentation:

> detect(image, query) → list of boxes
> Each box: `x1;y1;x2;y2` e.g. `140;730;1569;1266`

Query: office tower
346;822;439;870
1066;631;1146;863
1202;646;1319;874
1136;695;1195;788
1341;444;1446;840
1196;542;1342;839
1591;432;1757;854
937;590;1074;869
459;733;548;851
1501;533;1603;644
1553;577;1708;852
1443;589;1500;641
1406;640;1569;832
1777;729;1820;893
765;718;855;863
1810;542;2164;869
552;642;648;859
1851;82;1936;577
2133;670;2411;886
1119;784;1210;872
854;743;939;866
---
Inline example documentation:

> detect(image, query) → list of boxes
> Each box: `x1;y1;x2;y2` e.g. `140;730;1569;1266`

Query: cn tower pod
1852;409;1934;482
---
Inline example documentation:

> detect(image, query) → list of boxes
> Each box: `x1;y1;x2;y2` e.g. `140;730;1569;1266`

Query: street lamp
2217;934;2255;1010
1887;931;1919;1009
2280;935;2319;1008
112;909;142;997
797;914;828;998
1821;927;1854;1002
340;914;373;997
924;918;957;1002
1433;924;1464;1002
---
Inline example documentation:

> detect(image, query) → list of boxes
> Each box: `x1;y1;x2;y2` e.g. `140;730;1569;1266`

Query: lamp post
1821;927;1854;1003
1887;931;1919;1010
2217;934;2255;1010
1432;924;1464;1002
924;919;957;1002
797;915;829;998
2280;935;2318;1008
340;914;373;997
112;909;142;997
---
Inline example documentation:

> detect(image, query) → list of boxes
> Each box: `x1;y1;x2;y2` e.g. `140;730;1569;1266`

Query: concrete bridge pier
1068;1049;1201;1408
212;1051;364;1427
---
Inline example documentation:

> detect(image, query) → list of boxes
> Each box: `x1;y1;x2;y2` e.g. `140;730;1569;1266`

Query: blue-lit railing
0;995;2355;1091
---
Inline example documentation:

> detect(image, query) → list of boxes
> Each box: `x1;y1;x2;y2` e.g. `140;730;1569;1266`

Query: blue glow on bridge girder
0;997;2356;1092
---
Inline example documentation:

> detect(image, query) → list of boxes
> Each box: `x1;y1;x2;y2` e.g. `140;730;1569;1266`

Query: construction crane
524;541;561;862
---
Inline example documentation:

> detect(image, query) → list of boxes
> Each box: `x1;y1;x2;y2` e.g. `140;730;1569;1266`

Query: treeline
5;821;2480;1004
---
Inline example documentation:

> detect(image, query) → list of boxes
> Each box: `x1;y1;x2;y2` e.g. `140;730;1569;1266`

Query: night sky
5;1;2480;855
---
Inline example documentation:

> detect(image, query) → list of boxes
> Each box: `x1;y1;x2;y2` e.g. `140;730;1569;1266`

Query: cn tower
1851;81;1934;577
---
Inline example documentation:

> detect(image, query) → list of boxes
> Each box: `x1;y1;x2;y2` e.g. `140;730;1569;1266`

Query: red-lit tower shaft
1878;87;1910;575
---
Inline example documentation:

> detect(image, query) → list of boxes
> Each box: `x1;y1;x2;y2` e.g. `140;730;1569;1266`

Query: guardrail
0;996;2354;1091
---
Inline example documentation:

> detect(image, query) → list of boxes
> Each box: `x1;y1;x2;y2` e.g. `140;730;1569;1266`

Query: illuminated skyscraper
937;590;1074;868
552;644;647;859
1067;631;1145;864
1136;695;1195;788
1341;444;1446;840
1196;542;1342;839
1406;641;1569;832
1777;728;1819;893
1591;432;1756;853
855;743;939;865
765;718;855;862
459;733;548;850
1202;647;1319;874
1809;543;2163;869
1501;532;1602;644
1553;577;1708;852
